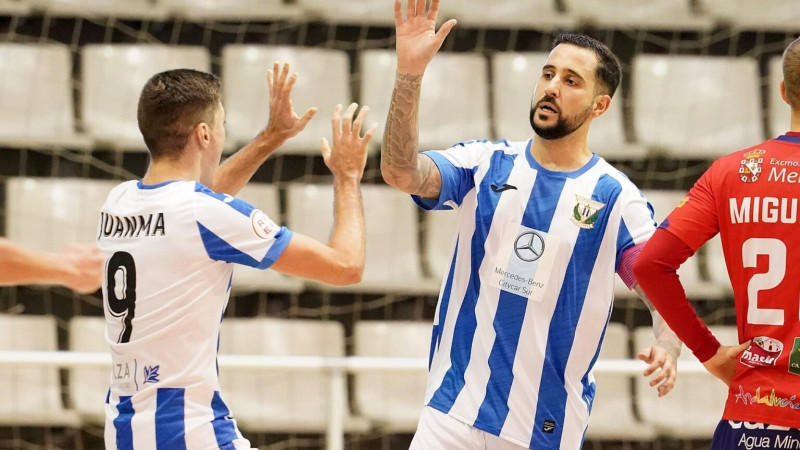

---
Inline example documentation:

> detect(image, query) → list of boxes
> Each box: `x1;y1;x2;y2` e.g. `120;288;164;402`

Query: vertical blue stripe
114;396;134;450
473;290;528;432
155;388;187;450
430;241;459;370
211;391;239;447
530;176;622;448
428;150;516;414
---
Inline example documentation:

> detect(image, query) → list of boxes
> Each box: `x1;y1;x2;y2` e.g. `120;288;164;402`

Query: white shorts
409;406;529;450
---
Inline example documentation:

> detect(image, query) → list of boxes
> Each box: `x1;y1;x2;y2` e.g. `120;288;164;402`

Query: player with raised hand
0;238;102;294
98;62;375;449
635;37;800;447
381;0;682;448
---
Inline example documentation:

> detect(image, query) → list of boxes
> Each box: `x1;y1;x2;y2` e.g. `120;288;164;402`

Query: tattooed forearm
381;73;442;198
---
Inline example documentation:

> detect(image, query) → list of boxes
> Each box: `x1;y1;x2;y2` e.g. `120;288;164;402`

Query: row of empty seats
0;42;787;160
0;314;736;440
1;0;799;31
5;177;731;299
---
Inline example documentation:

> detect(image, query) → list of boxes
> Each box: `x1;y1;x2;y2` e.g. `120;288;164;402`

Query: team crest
739;149;765;183
571;195;605;229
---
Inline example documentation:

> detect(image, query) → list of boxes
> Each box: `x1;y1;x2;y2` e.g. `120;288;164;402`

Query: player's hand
260;61;317;148
637;344;678;397
61;243;104;294
702;341;750;386
321;103;377;180
394;0;457;75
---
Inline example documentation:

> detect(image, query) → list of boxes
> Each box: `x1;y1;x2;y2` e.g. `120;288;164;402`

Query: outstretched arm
213;62;317;196
0;238;103;294
271;103;377;286
380;0;456;198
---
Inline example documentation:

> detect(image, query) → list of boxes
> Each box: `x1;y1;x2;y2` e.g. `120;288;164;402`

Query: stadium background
0;1;797;449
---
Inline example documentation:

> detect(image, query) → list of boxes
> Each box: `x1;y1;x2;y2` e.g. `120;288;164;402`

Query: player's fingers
267;68;274;90
352;105;369;136
299;107;317;127
414;0;425;17
394;0;403;25
428;0;441;20
405;0;413;20
331;104;343;140
278;61;290;87
343;102;358;131
319;137;331;161
649;367;669;386
435;19;458;48
362;122;378;143
637;347;653;363
731;340;751;358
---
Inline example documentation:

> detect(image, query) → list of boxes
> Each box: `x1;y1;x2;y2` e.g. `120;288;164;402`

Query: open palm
394;0;457;75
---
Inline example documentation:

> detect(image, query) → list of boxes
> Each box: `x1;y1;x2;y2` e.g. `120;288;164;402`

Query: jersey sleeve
660;162;720;251
192;184;293;269
616;184;657;273
412;140;490;211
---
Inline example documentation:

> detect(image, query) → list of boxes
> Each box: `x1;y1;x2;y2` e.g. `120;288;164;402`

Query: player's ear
194;122;212;148
591;94;611;118
780;79;791;106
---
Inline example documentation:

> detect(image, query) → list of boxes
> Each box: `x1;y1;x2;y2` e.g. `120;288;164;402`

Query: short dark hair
552;33;622;98
137;69;221;160
783;37;800;108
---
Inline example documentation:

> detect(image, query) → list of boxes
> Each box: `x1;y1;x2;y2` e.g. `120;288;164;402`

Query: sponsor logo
490;183;517;193
739;149;765;183
143;365;160;384
251;209;275;239
570;195;605;229
542;419;556;434
514;231;545;262
734;385;800;410
740;336;783;368
790;338;800;377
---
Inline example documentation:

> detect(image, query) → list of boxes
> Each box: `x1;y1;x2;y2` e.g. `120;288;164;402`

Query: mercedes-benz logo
514;231;545;262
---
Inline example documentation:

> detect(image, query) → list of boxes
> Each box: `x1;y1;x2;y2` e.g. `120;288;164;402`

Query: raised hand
321;103;377;180
394;0;457;75
261;61;317;146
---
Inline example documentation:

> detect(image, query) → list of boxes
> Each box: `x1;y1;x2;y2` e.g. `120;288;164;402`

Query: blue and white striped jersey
97;180;293;450
415;140;655;449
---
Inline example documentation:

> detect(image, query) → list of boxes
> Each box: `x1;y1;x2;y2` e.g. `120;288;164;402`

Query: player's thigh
711;420;800;450
409;406;482;450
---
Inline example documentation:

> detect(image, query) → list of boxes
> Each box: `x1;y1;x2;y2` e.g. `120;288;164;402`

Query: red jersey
663;132;800;427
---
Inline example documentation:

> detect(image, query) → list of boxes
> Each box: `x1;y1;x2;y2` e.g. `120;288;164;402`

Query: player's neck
142;158;199;185
790;112;800;133
530;133;593;171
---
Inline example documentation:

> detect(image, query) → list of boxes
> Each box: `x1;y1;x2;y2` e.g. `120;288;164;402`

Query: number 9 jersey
97;179;293;450
661;132;800;428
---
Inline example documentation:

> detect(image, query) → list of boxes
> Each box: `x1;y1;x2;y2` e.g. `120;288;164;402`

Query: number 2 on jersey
743;238;786;326
106;251;137;343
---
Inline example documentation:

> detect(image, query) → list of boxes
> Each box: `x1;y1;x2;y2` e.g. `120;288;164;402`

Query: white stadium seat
491;51;646;161
562;0;713;31
352;320;431;432
159;0;300;21
298;0;395;26
0;0;31;14
439;0;576;30
359;49;490;152
586;322;656;440
0;314;80;427
5;177;118;253
286;183;439;294
0;43;90;149
634;325;736;438
698;0;800;31
81;44;211;152
222;45;351;155
632;55;763;159
68;316;109;424
218;317;367;433
36;0;167;19
230;183;303;293
769;55;790;139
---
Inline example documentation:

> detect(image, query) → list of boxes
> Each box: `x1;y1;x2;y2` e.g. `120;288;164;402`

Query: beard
529;96;593;140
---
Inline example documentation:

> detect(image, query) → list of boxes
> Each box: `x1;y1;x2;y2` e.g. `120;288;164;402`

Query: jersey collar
775;131;800;144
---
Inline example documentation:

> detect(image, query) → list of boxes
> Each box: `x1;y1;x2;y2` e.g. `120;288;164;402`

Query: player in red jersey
634;37;800;448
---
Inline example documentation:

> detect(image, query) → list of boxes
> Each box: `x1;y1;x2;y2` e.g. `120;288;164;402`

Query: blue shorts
711;420;800;450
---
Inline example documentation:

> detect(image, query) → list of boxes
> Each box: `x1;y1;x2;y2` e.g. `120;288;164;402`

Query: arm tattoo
382;73;441;198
